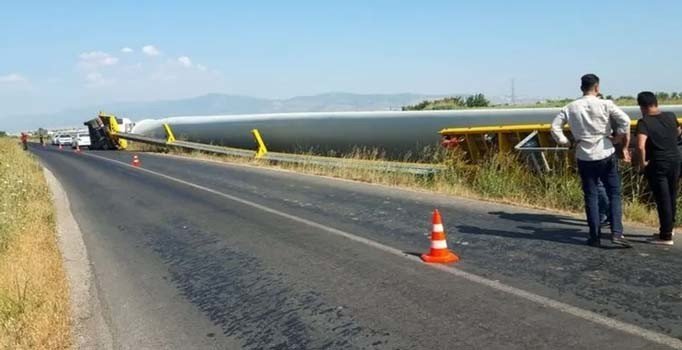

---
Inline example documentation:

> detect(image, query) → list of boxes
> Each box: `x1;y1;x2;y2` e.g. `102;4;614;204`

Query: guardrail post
498;133;512;152
163;123;176;144
251;129;268;158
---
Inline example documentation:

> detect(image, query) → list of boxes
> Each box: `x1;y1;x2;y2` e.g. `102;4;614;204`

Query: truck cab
84;112;134;150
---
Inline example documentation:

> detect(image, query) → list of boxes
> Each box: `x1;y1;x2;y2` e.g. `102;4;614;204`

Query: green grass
529;97;682;109
403;95;682;111
437;151;586;212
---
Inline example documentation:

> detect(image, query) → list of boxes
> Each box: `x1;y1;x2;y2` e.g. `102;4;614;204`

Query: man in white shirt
551;74;631;247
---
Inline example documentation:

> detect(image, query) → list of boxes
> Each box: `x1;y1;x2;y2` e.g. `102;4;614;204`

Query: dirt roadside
43;167;113;350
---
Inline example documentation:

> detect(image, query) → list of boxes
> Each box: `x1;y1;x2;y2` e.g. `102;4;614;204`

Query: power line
511;78;516;105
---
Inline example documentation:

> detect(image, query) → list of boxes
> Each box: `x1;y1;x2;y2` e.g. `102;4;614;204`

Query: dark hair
580;74;600;92
637;91;658;108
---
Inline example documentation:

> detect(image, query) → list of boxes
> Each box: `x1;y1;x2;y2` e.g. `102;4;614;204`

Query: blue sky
1;0;681;116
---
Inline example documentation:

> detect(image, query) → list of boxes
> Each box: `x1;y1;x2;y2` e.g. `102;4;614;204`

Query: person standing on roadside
20;132;28;150
551;74;631;247
635;91;680;246
595;94;633;228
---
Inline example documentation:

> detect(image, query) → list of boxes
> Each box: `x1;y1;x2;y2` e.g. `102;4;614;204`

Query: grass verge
0;138;71;349
130;141;667;229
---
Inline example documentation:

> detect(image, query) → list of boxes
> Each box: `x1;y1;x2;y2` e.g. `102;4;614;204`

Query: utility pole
511;78;516;105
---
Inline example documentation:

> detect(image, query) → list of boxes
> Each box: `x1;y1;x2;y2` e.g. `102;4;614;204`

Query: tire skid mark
141;218;392;349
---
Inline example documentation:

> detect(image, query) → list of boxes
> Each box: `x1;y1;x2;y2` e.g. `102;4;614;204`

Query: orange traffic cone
421;210;459;264
59;144;63;151
132;154;141;167
75;144;81;153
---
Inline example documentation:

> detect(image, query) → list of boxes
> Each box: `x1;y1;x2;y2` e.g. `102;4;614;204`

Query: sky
1;0;681;116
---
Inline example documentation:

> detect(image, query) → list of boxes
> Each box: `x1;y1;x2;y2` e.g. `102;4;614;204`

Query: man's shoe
647;238;674;246
586;238;601;247
652;232;675;238
611;234;631;247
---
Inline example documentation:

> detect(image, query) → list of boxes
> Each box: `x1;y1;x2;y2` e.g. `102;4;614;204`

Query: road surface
31;144;682;349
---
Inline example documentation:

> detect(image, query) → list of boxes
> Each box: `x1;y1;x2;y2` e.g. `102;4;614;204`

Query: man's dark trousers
646;161;680;240
577;155;624;240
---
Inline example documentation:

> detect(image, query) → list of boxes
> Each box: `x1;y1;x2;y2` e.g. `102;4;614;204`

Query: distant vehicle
72;133;91;149
56;134;73;146
52;133;68;145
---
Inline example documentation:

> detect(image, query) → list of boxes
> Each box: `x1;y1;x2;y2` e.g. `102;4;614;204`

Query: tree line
403;90;681;111
402;93;490;111
539;91;682;106
606;92;682;101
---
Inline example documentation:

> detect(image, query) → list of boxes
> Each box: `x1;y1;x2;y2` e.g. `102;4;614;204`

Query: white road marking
85;152;682;349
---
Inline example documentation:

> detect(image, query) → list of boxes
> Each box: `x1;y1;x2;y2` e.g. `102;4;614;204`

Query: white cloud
177;56;192;67
68;47;222;100
0;73;27;83
86;72;103;82
121;47;133;53
142;45;160;56
83;71;115;88
78;51;119;67
77;51;119;88
175;57;208;72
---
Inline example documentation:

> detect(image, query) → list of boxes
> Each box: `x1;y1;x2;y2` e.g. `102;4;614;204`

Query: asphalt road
31;144;682;349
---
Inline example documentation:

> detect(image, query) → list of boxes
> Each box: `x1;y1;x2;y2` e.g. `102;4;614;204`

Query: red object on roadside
20;133;28;150
421;209;459;264
132;154;141;167
441;135;464;149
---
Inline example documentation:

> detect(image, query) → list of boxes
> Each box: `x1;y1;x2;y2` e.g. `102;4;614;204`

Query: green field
403;93;682;111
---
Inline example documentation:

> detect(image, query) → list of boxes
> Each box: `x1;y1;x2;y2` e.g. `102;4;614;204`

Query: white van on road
56;134;73;146
52;134;61;145
72;133;91;149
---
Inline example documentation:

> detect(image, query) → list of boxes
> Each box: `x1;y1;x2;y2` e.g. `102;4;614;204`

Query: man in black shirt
635;91;681;245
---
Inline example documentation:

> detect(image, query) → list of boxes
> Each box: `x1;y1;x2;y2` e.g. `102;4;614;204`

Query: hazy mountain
279;93;440;112
3;92;450;131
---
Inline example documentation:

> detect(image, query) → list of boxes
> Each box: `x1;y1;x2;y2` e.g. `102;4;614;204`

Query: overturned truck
84;112;134;150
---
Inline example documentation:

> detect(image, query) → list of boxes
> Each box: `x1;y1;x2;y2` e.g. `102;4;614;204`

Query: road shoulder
43;167;113;350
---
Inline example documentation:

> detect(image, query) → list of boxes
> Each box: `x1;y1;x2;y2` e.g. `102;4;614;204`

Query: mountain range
4;92;454;131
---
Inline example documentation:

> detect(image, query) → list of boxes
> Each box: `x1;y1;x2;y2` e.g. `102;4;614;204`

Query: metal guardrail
116;132;445;176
